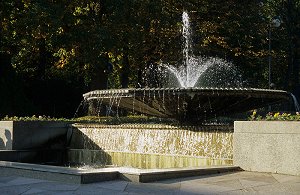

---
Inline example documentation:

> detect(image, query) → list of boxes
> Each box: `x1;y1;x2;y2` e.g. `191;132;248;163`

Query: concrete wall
234;121;300;176
0;121;69;150
0;121;13;150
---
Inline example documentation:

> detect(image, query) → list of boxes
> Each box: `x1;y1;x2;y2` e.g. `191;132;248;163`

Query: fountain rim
83;87;290;101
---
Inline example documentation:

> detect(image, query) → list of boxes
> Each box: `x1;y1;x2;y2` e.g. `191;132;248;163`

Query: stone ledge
0;161;240;184
234;121;300;134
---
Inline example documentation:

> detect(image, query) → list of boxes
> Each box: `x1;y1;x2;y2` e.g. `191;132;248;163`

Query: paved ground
0;171;300;194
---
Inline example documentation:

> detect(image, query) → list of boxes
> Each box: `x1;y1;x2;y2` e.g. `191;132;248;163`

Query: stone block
0;121;13;150
234;121;300;176
0;121;69;150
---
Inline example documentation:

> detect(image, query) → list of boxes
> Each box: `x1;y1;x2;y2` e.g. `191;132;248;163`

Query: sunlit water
160;11;243;88
68;124;233;169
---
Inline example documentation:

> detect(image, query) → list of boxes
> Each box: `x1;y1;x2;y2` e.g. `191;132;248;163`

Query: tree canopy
1;0;300;117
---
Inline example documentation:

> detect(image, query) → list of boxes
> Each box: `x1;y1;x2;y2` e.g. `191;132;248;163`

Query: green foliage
0;115;177;125
0;115;72;122
75;115;178;125
1;0;298;88
1;0;300;117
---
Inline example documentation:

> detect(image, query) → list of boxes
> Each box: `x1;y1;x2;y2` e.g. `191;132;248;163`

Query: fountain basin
0;121;238;183
83;87;290;122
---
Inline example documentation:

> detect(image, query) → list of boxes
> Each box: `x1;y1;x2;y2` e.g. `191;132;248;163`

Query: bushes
0;115;177;124
0;115;70;122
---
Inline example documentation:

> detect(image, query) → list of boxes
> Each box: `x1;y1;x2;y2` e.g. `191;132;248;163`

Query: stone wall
0;121;69;150
234;121;300;176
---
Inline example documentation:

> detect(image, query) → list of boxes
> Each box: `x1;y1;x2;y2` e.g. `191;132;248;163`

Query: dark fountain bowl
83;87;291;123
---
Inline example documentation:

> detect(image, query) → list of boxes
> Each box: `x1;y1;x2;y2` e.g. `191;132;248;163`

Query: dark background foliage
1;0;300;118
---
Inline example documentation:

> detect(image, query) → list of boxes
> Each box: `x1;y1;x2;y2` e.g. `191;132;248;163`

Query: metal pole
268;27;272;89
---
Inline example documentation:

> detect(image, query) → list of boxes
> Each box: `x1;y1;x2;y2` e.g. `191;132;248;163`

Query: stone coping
0;161;240;184
71;123;233;131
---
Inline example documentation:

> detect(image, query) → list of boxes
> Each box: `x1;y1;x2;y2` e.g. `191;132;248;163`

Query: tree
280;0;300;91
2;0;300;117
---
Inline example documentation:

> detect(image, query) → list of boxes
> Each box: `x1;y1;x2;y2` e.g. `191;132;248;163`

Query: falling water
161;11;243;88
290;93;300;112
73;100;86;118
182;11;192;83
69;124;233;168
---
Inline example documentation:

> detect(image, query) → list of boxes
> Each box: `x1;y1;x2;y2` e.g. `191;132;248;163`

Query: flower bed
249;111;300;121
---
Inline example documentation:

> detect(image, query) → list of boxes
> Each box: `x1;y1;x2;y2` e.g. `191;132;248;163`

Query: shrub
0;115;71;121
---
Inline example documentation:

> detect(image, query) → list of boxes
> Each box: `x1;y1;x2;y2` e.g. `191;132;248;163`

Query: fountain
83;87;290;122
161;11;243;88
70;11;291;170
83;12;290;122
0;11;294;184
